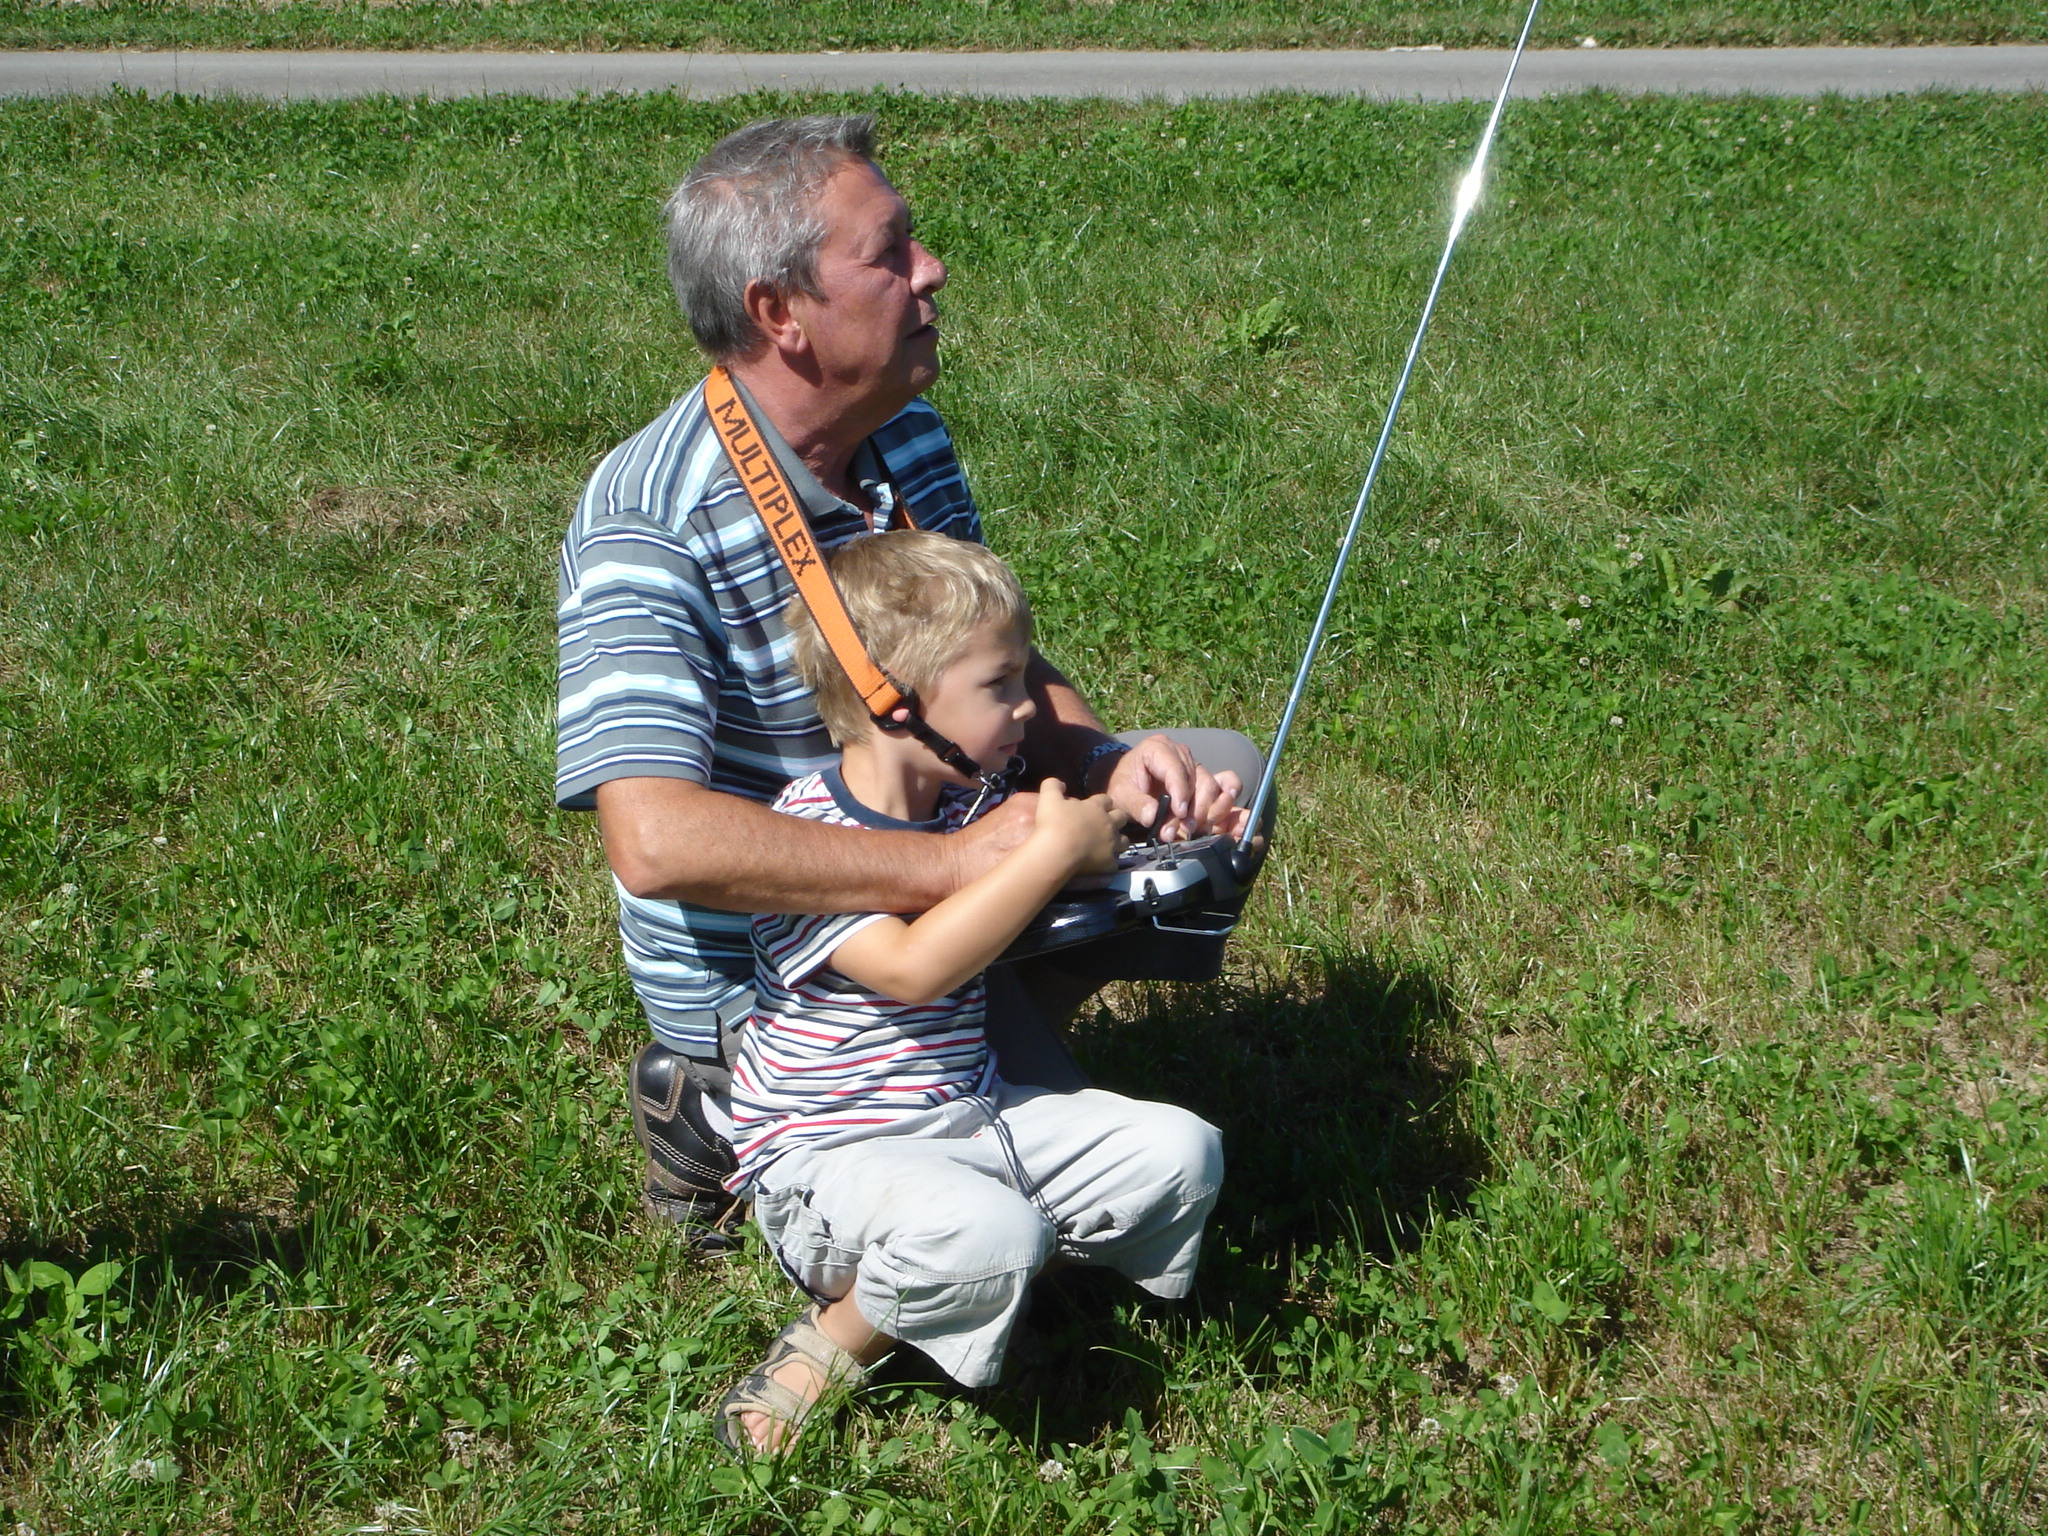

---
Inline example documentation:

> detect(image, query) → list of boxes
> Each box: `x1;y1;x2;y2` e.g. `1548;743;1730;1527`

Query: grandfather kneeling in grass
554;114;1260;1264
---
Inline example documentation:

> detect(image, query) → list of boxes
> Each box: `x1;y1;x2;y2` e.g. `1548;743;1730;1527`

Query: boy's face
920;619;1034;777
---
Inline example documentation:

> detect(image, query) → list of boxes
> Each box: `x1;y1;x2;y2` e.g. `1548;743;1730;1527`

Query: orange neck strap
703;368;996;787
703;366;911;723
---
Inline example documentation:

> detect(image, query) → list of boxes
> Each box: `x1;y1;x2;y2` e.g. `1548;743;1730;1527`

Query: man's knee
1117;727;1264;800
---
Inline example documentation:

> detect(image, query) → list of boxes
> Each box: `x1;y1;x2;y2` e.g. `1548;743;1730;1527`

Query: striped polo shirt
555;377;982;1059
727;766;1004;1191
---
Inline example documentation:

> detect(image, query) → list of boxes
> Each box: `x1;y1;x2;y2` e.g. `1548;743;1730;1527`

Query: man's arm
1020;650;1116;787
1023;650;1245;839
596;776;1036;912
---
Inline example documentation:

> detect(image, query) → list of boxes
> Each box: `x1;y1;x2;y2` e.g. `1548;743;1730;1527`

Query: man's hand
942;791;1039;885
1102;734;1245;843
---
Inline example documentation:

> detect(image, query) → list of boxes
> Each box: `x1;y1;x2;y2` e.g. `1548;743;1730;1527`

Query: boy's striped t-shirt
728;767;1004;1190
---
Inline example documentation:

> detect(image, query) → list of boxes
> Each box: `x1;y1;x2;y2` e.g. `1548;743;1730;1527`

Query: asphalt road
2;45;2046;101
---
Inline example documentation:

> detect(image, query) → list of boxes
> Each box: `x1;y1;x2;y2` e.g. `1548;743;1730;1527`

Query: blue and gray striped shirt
556;378;982;1058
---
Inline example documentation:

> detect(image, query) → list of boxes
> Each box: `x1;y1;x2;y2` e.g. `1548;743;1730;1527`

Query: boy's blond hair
788;531;1032;746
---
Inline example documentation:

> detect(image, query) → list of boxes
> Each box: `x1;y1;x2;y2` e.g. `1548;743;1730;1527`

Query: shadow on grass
0;1212;311;1318
0;1204;310;1300
0;1205;312;1427
977;947;1484;1446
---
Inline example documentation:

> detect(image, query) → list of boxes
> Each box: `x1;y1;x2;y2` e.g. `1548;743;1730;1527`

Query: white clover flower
1566;616;1583;631
1609;715;1624;727
1578;593;1593;607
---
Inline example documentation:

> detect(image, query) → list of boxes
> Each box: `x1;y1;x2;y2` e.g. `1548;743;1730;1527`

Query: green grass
3;86;2046;1532
4;0;2047;52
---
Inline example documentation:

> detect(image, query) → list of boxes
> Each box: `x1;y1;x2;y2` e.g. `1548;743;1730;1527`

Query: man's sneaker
631;1042;746;1252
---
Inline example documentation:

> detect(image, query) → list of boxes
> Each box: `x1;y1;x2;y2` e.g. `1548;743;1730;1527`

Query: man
556;115;1260;1243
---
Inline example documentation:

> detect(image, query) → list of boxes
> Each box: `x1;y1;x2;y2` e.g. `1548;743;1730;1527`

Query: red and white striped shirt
727;767;1005;1191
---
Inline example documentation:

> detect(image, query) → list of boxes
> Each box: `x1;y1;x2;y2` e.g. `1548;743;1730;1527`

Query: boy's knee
885;1183;1055;1283
1158;1105;1224;1201
1108;1097;1224;1202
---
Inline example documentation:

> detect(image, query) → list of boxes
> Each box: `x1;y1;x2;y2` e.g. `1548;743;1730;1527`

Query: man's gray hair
664;114;878;361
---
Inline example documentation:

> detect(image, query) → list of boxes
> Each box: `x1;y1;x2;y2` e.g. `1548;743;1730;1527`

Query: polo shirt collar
727;373;906;530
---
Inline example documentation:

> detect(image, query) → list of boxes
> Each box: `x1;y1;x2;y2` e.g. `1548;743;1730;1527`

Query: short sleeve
556;510;724;810
752;909;893;989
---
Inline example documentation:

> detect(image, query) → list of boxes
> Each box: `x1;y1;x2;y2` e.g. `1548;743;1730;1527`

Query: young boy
715;531;1236;1455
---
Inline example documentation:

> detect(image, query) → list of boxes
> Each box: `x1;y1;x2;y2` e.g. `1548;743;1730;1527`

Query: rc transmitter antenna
1236;0;1544;856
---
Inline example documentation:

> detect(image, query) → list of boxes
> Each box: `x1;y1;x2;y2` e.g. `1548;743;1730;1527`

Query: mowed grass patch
2;88;2045;1532
3;0;2047;52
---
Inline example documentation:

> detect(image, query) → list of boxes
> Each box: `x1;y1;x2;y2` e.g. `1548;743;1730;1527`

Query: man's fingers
1108;734;1198;826
1161;764;1235;841
1152;739;1199;818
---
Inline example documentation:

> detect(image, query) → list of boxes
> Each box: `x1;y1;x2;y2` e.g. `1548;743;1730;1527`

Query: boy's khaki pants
749;1082;1222;1387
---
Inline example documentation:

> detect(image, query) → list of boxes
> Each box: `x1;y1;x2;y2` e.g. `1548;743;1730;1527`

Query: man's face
788;158;947;410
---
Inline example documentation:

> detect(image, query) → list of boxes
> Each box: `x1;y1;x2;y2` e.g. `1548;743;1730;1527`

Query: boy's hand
1028;778;1128;879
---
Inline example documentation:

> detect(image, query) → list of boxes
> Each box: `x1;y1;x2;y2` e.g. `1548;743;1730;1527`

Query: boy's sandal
715;1303;868;1457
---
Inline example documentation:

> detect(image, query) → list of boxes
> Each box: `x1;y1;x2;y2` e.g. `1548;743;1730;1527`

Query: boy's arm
827;782;1124;1006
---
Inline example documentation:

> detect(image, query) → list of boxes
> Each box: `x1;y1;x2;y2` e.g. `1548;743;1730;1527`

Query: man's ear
743;278;808;361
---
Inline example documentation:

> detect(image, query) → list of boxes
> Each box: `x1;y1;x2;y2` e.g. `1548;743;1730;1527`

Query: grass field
3;85;2046;1533
4;0;2048;52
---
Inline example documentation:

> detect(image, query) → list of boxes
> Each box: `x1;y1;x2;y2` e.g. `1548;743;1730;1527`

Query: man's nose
911;239;947;293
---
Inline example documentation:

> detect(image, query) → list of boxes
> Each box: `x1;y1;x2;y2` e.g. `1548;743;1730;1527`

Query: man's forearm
1022;651;1119;790
594;776;1026;914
